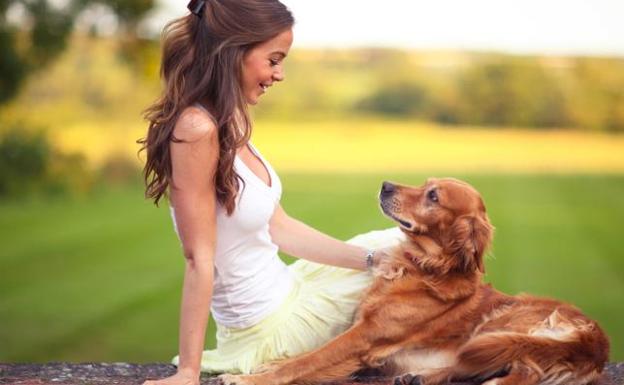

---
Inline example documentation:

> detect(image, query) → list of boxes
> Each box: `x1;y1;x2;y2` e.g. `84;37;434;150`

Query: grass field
1;173;623;363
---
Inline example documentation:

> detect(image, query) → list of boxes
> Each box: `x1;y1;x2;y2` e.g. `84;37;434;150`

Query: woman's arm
269;204;373;270
144;107;219;385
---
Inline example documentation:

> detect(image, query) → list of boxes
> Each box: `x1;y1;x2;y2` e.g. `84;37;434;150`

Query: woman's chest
237;145;272;188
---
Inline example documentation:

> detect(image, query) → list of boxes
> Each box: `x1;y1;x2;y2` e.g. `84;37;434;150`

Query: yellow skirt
172;227;405;374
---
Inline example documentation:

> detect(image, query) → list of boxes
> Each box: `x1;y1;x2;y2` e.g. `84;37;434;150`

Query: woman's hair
139;0;294;215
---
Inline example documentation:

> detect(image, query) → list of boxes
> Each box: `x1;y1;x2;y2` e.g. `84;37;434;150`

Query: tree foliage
0;0;154;105
0;127;93;197
350;53;624;131
454;58;570;127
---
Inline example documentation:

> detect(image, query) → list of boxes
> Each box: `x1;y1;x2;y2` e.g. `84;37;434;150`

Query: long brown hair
139;0;294;214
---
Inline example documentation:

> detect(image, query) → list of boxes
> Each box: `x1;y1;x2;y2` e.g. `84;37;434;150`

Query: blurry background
1;0;623;363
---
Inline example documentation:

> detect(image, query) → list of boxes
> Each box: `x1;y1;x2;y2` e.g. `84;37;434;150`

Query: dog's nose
380;181;395;197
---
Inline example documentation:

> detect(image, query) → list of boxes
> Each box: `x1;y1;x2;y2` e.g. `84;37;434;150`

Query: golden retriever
219;178;609;385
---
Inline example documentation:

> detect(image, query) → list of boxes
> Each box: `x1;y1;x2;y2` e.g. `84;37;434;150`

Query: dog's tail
453;328;608;383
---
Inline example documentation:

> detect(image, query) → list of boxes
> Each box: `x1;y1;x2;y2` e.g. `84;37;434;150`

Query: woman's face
241;28;293;105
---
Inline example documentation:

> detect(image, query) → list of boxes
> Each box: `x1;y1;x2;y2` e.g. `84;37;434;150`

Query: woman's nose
273;67;285;82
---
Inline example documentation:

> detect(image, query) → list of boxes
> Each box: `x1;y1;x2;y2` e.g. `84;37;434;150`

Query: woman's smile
241;28;293;105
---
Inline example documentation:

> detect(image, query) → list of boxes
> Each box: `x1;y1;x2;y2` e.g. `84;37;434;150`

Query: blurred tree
456;58;569;128
0;126;93;198
0;0;154;105
355;82;430;117
566;58;624;132
0;126;49;196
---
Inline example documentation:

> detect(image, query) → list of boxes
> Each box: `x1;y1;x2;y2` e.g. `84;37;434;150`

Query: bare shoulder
173;105;218;142
170;106;220;188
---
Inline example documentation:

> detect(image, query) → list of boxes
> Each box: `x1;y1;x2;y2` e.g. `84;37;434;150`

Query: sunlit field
253;119;624;173
51;118;624;173
1;174;623;362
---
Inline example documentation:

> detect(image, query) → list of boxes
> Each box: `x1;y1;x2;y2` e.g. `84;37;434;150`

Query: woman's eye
269;59;280;66
427;189;438;203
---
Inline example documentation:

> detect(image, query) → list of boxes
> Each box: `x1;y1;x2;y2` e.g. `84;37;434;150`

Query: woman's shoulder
174;105;219;142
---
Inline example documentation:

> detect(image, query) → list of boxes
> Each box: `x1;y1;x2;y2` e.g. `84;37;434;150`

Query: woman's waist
213;258;293;294
211;265;295;328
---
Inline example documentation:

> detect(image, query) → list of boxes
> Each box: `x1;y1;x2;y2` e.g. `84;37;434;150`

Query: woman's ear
444;213;493;273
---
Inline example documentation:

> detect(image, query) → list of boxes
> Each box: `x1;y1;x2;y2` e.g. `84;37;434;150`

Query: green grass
1;174;623;363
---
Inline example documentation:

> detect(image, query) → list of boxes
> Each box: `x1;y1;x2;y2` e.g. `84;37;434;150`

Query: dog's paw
393;373;422;385
217;373;253;385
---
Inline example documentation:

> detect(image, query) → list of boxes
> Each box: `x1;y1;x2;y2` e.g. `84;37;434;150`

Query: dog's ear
444;214;493;273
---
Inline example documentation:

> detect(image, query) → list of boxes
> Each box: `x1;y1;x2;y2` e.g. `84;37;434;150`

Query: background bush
0;126;104;198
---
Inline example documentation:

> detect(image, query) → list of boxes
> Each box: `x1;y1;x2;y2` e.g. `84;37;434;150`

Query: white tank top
169;131;294;328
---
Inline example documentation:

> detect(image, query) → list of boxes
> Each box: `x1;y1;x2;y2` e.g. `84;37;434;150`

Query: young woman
140;1;403;384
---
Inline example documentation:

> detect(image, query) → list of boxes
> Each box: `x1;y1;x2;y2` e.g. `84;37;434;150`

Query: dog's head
379;178;493;274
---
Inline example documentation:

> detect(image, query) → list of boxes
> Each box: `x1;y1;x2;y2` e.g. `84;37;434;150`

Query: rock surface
0;362;622;385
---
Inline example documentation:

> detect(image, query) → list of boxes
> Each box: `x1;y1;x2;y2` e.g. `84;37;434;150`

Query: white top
170;134;294;328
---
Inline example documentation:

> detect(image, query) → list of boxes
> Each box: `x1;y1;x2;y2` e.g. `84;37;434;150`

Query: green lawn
1;174;623;363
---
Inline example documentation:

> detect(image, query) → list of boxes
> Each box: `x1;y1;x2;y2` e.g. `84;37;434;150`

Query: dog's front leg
219;324;373;385
273;326;369;384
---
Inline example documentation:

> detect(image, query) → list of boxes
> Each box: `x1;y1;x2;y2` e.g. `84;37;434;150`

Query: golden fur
219;178;609;385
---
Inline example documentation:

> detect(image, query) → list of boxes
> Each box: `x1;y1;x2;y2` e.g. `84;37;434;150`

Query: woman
140;1;403;384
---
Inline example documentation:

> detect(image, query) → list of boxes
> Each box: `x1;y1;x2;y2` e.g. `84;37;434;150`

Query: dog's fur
219;178;609;385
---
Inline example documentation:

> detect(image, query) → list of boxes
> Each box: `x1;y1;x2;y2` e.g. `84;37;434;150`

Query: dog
219;178;609;385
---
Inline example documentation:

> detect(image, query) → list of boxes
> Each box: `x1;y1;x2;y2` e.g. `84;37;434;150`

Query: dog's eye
427;189;439;203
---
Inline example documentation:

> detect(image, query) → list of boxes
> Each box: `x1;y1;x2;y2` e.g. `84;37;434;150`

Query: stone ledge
1;363;622;385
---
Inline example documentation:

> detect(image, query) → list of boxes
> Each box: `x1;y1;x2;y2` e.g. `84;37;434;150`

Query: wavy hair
139;0;294;214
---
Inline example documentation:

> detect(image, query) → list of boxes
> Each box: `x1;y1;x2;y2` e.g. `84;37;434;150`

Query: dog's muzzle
379;181;396;211
379;182;413;230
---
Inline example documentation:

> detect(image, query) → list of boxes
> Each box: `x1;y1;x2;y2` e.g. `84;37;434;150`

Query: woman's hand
372;246;405;280
142;369;200;385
